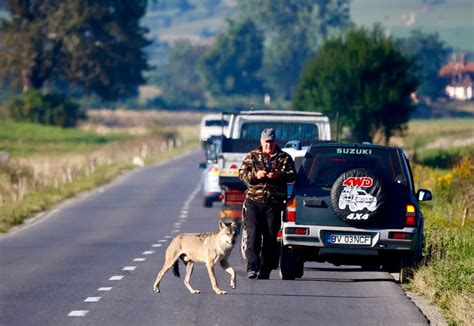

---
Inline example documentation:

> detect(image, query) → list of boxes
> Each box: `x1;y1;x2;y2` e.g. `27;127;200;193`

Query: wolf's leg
153;253;180;293
206;262;227;294
183;261;200;294
220;259;236;289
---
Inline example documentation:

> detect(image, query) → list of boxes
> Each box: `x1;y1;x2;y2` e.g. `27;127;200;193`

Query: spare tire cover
330;168;385;226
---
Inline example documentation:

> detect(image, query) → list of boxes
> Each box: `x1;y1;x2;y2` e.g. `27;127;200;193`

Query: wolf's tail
172;260;180;278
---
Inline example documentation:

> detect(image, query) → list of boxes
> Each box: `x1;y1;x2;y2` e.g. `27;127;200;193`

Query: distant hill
351;0;474;51
143;0;473;59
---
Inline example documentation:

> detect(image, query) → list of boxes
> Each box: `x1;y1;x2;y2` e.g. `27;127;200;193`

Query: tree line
0;0;451;143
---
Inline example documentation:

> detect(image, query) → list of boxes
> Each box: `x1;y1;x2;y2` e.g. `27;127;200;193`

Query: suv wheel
279;245;303;280
399;253;415;284
330;168;386;226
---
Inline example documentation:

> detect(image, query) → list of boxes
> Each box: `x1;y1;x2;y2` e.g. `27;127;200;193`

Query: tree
396;29;449;99
239;0;351;98
293;25;418;144
200;18;264;96
0;0;150;101
154;40;208;108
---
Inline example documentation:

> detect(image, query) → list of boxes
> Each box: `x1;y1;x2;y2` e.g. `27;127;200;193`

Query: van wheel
280;246;303;280
203;197;212;207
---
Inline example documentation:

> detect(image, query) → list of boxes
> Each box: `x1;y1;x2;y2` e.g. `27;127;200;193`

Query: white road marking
152;244;162;247
143;251;155;254
174;222;181;226
158;240;167;243
164;235;172;239
84;297;101;302
134;258;146;262
98;287;112;291
123;266;136;271
69;310;89;317
109;275;124;281
182;210;188;214
172;229;180;233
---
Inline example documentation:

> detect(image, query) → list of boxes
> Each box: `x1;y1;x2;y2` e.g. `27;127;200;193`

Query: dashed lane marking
134;258;146;262
84;297;101;302
98;287;112;291
69;310;89;317
123;266;136;271
142;251;155;255
109;276;124;281
158;240;167;243
152;244;162;247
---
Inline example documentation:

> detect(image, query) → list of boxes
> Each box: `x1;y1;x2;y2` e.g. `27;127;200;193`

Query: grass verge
408;154;473;324
0;120;200;233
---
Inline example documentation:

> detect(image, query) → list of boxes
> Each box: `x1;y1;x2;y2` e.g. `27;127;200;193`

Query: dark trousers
244;198;283;273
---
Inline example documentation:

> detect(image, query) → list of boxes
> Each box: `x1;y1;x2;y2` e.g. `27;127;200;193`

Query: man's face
260;139;276;154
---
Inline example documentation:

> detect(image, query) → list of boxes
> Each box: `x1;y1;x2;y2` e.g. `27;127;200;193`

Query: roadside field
397;119;473;324
391;118;474;151
0;110;202;233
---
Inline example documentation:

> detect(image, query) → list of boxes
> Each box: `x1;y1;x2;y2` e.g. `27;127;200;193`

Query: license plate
327;234;372;245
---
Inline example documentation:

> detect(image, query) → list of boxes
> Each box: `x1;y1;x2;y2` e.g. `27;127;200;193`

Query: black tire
203;197;213;208
279;245;303;280
330;168;386;226
361;263;381;271
399;253;415;284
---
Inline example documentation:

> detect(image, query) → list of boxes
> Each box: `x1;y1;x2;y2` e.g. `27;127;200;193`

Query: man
239;128;296;279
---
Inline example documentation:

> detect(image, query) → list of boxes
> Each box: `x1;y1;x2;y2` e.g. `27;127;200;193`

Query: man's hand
256;170;267;179
267;171;281;179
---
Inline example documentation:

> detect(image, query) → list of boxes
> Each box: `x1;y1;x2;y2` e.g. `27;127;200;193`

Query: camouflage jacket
239;145;296;203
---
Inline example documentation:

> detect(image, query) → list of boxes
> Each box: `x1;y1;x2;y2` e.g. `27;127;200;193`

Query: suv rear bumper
281;222;419;253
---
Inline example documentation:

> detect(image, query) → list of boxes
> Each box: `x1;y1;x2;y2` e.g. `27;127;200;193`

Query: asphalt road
0;150;428;325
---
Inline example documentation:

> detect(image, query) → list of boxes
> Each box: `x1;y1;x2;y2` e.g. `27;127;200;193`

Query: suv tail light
405;204;416;226
286;198;297;222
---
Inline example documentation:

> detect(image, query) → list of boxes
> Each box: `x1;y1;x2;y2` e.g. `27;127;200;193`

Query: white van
226;110;331;141
199;114;229;143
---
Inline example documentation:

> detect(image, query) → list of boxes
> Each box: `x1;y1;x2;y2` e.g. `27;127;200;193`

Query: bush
6;90;86;127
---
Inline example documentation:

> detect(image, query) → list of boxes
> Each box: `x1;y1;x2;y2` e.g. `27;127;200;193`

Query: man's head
260;128;276;154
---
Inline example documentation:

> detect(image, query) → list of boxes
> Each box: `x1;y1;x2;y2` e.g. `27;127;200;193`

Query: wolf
153;221;238;295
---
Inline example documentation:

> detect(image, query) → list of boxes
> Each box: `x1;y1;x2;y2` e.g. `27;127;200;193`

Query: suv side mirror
416;189;432;201
198;162;207;169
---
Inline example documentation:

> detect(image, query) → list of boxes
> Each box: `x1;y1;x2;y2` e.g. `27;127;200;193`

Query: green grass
403;118;474;150
414;145;474;169
0;121;132;156
0;132;200;233
407;152;473;324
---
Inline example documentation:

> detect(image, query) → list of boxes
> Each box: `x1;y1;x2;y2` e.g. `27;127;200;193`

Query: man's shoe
257;272;270;279
247;271;258;279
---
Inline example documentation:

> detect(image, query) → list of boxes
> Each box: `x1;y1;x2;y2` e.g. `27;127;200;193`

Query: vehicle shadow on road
232;292;393;299
294;277;395;283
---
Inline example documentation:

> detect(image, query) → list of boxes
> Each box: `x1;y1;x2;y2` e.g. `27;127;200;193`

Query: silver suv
280;143;432;283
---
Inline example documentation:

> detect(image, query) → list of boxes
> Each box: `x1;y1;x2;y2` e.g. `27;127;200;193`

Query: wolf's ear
219;221;226;229
230;221;237;231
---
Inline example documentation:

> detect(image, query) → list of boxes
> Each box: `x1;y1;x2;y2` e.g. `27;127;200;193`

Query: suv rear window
298;146;407;187
240;122;318;141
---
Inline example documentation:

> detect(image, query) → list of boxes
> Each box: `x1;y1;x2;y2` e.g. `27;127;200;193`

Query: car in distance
280;142;432;283
199;136;223;207
199;114;229;145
